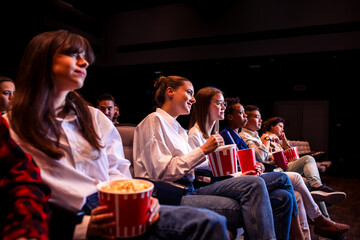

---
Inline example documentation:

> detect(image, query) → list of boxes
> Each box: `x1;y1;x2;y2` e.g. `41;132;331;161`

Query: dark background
1;0;359;177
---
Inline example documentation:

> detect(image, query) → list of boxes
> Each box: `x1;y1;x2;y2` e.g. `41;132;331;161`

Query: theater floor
309;173;360;240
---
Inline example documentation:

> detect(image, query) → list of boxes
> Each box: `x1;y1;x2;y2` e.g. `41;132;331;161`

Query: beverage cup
208;144;238;177
97;179;154;238
284;147;299;162
272;151;288;169
237;148;257;175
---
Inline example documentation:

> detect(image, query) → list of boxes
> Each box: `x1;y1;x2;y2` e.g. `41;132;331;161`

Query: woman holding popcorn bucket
134;78;299;240
5;30;231;240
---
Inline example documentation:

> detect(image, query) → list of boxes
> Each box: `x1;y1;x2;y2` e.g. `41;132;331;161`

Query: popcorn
101;179;151;193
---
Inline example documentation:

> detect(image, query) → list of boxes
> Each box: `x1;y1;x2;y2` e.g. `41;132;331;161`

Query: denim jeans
181;175;277;240
82;195;229;240
286;155;321;187
261;172;298;240
135;205;229;240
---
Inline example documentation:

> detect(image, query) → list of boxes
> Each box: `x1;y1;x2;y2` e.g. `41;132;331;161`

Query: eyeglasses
213;100;227;107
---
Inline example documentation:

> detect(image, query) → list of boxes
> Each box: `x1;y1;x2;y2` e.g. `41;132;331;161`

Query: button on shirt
5;107;131;210
133;108;205;182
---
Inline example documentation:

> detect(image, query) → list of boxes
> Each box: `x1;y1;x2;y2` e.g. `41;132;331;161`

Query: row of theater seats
49;124;332;239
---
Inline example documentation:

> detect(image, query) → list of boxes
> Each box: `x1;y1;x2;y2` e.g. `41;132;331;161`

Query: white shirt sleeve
188;125;211;171
133;112;205;182
93;108;132;180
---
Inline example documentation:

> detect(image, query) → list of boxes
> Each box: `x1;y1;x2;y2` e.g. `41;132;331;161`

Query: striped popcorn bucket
284;147;299;162
97;179;154;238
208;144;238;177
273;150;288;169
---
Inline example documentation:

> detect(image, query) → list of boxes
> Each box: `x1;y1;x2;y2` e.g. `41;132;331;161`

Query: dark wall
1;1;359;176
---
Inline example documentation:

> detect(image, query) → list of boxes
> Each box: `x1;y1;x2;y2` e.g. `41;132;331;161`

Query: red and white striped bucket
208;144;238;177
97;179;153;238
284;147;299;162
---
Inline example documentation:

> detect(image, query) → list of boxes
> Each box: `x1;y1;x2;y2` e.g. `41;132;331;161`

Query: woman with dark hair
0;76;15;115
188;88;312;239
220;99;350;238
261;117;345;198
134;78;297;240
5;31;230;240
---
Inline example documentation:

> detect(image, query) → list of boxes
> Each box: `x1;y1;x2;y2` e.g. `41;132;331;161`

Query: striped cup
208;144;238;177
97;179;153;238
284;147;299;162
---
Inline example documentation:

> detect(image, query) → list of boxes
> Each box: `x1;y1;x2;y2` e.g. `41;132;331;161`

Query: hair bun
154;76;167;89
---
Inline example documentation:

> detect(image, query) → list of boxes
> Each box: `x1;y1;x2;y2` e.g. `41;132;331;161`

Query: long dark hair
10;30;102;159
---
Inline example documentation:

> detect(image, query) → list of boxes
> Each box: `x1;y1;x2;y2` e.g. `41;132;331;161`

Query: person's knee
269;189;293;211
303;155;316;164
193;208;228;231
294;191;303;205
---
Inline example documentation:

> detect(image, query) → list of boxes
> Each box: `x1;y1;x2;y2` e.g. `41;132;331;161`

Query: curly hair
261;117;286;135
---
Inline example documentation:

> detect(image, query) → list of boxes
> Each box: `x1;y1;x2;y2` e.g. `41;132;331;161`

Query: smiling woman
133;76;300;240
5;31;232;240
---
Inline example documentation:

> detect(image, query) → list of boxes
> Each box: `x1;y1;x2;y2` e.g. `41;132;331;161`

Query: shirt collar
156;108;179;128
242;127;259;138
55;109;77;123
156;108;187;137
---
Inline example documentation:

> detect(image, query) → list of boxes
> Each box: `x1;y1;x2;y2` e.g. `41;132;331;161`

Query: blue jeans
182;172;298;240
181;175;276;240
261;172;298;240
135;205;229;240
82;195;229;240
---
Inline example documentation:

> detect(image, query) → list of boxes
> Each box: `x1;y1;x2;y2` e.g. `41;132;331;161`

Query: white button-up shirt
188;123;212;171
5;107;131;210
133;108;205;182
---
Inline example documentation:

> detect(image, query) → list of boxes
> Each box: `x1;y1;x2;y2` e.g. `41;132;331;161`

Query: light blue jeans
181;175;277;240
286;155;321;187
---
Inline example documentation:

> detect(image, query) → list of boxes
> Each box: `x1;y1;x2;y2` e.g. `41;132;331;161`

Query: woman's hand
148;197;160;226
279;130;287;141
200;134;224;154
87;206;116;240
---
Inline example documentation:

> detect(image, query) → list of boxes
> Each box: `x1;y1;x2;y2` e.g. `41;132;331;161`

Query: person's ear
227;114;234;121
166;87;175;98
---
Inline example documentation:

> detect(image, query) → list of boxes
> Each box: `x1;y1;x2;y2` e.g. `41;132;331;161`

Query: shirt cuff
188;147;206;168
